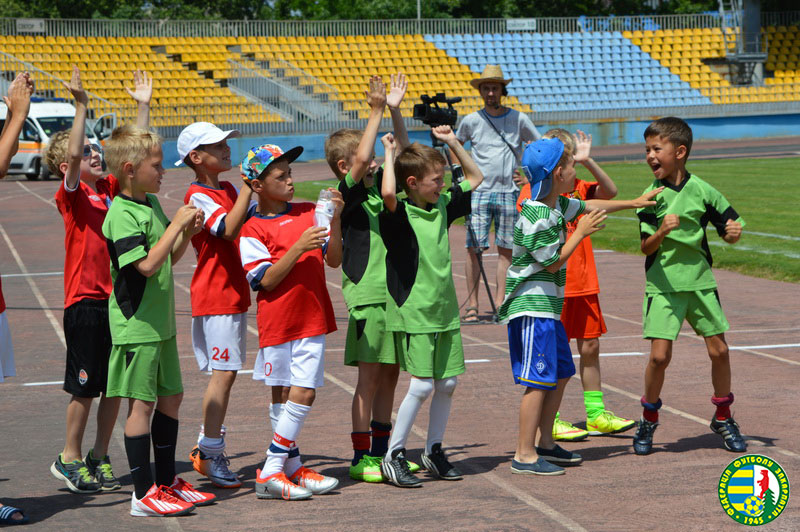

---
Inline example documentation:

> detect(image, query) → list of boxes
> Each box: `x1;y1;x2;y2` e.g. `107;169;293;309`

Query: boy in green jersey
102;125;215;516
633;117;747;456
325;74;418;482
378;125;483;487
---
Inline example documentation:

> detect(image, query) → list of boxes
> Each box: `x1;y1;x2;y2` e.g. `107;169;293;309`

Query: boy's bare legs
62;396;93;462
577;338;601;391
495;246;512;309
93;394;121;457
644;339;672;403
515;387;546;463
464;248;481;319
372;363;400;423
705;333;731;397
537;378;570;450
202;369;237;439
352;362;382;432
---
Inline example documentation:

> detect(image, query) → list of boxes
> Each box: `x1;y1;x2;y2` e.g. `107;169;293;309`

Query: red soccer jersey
239;202;337;348
184;181;251;317
55;175;120;308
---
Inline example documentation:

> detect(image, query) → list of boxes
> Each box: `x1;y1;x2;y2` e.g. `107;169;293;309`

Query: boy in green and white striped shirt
500;137;660;476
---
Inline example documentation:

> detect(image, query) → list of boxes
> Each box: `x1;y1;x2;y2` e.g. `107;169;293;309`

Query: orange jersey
517;179;600;296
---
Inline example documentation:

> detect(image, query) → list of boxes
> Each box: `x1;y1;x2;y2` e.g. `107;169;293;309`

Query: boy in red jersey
45;67;152;493
177;122;254;489
238;144;343;500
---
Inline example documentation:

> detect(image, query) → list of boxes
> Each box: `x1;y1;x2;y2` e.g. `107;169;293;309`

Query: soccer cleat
381;449;422;488
405;459;421;474
553;416;589;442
510;457;565;476
633;418;659;455
289;466;339;495
130;484;195;517
85;451;121;491
421;443;463;480
167;477;216;506
190;446;242;488
254;470;312;500
586;411;636;436
50;454;101;494
349;455;383;483
535;444;583;465
710;416;747;453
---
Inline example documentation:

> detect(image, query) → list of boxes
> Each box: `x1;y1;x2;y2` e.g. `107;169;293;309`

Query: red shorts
561;294;607;340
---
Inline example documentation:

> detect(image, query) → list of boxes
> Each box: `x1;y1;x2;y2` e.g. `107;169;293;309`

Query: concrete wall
162;113;800;164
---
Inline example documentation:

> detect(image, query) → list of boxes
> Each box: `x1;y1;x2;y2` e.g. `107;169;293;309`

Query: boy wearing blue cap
499;137;661;476
238;144;343;500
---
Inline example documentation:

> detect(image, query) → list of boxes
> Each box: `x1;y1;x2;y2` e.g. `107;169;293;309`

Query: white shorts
0;311;15;382
192;313;247;371
253;334;325;389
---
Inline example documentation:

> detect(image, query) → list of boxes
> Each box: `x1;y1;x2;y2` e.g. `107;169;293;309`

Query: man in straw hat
454;65;540;323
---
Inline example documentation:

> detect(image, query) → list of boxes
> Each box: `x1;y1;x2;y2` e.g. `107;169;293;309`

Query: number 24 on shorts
211;347;230;361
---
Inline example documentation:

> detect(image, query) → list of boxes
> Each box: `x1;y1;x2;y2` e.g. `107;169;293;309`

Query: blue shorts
508;316;575;390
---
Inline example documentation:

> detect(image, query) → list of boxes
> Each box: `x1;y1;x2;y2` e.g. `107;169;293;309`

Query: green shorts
643;289;729;340
344;304;397;367
394;329;465;379
107;336;183;402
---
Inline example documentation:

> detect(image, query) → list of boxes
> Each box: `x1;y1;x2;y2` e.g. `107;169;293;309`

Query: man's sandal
0;505;29;525
461;306;480;324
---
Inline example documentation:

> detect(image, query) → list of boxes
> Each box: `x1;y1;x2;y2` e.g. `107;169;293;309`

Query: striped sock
261;432;293;478
352;432;371;465
369;421;391;458
260;401;310;478
285;446;302;477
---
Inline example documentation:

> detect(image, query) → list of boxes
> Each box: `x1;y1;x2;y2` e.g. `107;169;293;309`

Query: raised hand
431;125;456;144
576;208;607;237
573;130;592;163
365;75;386;110
4;72;34;115
387;72;407;109
124;70;153;105
329;188;344;218
381;132;396;151
62;66;88;106
634;186;664;208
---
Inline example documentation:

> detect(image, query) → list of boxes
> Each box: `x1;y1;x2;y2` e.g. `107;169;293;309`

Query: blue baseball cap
521;138;565;201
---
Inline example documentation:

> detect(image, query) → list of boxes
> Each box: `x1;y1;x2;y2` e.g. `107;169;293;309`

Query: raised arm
325;188;344;268
573;130;617;199
387;72;410;150
220;185;255;241
585;187;663;215
379;133;398;212
171;207;204;263
125;70;153;130
0;72;34;178
544;209;607;273
133;203;200;277
351;75;386;183
63;67;90;190
433;125;483;191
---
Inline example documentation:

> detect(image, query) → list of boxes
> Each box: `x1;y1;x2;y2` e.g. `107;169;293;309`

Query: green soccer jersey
102;194;177;344
498;195;585;323
636;173;744;294
338;169;387;310
379;180;472;333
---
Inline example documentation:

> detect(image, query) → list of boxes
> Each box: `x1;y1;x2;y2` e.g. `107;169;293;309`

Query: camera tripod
430;132;498;321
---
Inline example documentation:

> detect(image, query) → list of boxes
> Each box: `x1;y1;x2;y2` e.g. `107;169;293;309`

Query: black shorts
63;298;112;398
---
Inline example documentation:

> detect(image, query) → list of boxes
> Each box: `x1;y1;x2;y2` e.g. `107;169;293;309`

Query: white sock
386;378;434;458
269;403;285;434
198;436;225;457
285;445;302;477
260;401;311;478
426;377;457;454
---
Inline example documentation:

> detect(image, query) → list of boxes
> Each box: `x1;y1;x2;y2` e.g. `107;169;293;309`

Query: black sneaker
421;443;463;480
710;416;747;453
535;444;583;465
85;450;121;491
50;454;101;493
633;418;659;455
381;449;422;488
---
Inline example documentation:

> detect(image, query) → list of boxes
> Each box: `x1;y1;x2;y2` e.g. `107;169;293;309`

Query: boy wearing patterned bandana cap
238;144;344;500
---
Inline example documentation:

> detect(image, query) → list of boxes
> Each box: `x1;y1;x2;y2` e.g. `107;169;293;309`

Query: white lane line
0;222;66;348
574;352;644;358
23;380;63;386
1;271;63;278
465;358;491;363
16;181;56;207
730;343;800;350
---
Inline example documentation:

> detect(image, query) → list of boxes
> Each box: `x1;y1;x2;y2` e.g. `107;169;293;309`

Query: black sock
124;433;152;499
370;420;392;458
151;410;179;487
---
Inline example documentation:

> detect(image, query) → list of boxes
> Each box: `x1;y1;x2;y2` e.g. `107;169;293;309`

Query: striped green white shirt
498;195;585;323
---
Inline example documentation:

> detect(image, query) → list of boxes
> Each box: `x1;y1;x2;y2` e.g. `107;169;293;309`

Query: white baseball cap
174;122;241;166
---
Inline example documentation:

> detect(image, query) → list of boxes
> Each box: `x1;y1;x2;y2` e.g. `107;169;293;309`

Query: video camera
412;93;460;128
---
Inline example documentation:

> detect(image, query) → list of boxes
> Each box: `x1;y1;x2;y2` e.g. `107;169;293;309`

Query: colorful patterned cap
240;144;304;183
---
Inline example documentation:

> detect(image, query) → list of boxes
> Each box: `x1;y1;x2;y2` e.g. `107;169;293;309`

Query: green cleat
349;455;383;483
586;411;636;436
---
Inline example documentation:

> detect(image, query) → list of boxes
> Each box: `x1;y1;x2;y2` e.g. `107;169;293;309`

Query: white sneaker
130;484;194;517
254;470;312;500
289;466;339;495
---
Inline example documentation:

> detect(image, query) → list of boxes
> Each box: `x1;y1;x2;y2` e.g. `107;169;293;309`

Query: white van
0;101;114;180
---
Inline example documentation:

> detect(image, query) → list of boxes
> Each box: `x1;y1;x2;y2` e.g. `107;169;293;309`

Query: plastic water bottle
314;188;334;231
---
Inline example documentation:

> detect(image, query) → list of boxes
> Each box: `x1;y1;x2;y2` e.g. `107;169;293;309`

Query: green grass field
294;157;800;284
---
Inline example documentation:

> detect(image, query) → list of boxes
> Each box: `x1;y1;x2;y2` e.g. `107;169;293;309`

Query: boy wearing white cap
177;122;254;488
499;138;660;476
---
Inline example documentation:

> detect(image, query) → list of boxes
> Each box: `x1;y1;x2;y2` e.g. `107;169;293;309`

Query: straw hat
470;65;513;90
